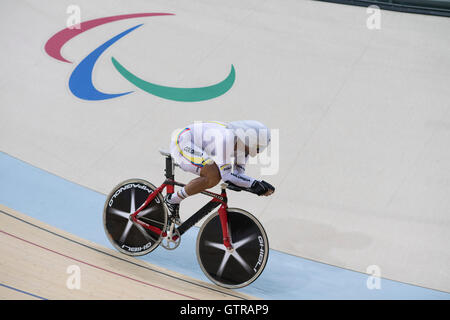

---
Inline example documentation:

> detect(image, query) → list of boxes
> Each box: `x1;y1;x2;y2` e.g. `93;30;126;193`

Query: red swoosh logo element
44;13;174;63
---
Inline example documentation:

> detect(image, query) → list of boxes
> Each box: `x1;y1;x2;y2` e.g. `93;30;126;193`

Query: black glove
248;180;275;196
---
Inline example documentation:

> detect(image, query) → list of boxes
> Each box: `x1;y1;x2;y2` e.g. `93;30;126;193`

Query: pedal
160;222;181;250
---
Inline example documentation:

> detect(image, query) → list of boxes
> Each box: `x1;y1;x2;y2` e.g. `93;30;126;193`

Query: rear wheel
103;179;168;256
196;208;269;288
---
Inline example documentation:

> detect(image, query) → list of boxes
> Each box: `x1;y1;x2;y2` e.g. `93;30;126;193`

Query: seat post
165;155;175;194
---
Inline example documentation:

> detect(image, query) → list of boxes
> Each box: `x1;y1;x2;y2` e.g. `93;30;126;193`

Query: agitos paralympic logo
44;13;235;101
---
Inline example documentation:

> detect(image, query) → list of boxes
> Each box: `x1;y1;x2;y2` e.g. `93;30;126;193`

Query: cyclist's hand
249;180;275;196
261;180;275;196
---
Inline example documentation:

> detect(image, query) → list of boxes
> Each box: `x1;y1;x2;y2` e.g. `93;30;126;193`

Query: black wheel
196;208;269;288
103;179;168;256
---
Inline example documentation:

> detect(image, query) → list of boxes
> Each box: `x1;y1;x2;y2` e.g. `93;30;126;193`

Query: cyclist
165;120;275;223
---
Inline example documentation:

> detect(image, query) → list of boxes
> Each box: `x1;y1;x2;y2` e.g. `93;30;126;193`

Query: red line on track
0;229;199;300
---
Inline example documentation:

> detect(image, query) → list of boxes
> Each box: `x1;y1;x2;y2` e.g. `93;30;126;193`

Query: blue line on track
0;283;47;300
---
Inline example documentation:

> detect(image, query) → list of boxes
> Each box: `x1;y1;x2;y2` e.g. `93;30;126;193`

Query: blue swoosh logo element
69;24;143;100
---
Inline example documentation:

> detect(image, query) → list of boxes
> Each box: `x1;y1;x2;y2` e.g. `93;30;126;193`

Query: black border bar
315;0;450;17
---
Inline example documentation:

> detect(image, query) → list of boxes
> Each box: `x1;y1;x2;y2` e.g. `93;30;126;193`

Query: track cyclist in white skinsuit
165;120;275;223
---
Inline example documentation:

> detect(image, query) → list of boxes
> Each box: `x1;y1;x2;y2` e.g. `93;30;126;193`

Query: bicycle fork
218;204;232;250
201;185;233;251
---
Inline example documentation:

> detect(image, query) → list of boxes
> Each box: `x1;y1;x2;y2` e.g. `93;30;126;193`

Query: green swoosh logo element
111;57;235;102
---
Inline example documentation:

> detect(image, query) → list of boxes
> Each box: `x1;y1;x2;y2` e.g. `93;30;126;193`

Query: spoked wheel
103;179;168;256
196;208;269;289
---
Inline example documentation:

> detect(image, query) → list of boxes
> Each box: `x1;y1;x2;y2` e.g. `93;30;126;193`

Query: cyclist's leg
184;162;221;196
169;137;221;203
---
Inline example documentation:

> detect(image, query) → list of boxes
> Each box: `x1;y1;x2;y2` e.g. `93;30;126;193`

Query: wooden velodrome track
0;204;254;300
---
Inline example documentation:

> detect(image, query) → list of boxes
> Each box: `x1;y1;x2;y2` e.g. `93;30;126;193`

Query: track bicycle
103;149;269;288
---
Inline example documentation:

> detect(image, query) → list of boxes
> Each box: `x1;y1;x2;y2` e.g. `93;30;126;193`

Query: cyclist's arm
213;130;255;188
233;153;248;175
220;165;275;196
219;163;255;188
229;156;275;195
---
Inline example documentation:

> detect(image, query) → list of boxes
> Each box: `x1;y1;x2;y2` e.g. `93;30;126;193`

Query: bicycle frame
128;155;233;250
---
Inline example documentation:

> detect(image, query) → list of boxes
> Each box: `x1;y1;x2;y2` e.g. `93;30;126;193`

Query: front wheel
196;208;269;289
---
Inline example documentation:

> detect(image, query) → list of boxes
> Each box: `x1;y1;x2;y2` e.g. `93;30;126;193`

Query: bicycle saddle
158;148;171;157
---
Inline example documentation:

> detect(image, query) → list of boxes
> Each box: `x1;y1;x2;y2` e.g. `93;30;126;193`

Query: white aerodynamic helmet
227;120;271;157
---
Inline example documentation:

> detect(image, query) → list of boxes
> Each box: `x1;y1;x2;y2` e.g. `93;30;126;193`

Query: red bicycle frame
128;157;233;250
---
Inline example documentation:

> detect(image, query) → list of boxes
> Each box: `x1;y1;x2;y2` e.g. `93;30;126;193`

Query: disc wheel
196;208;269;288
103;179;168;256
